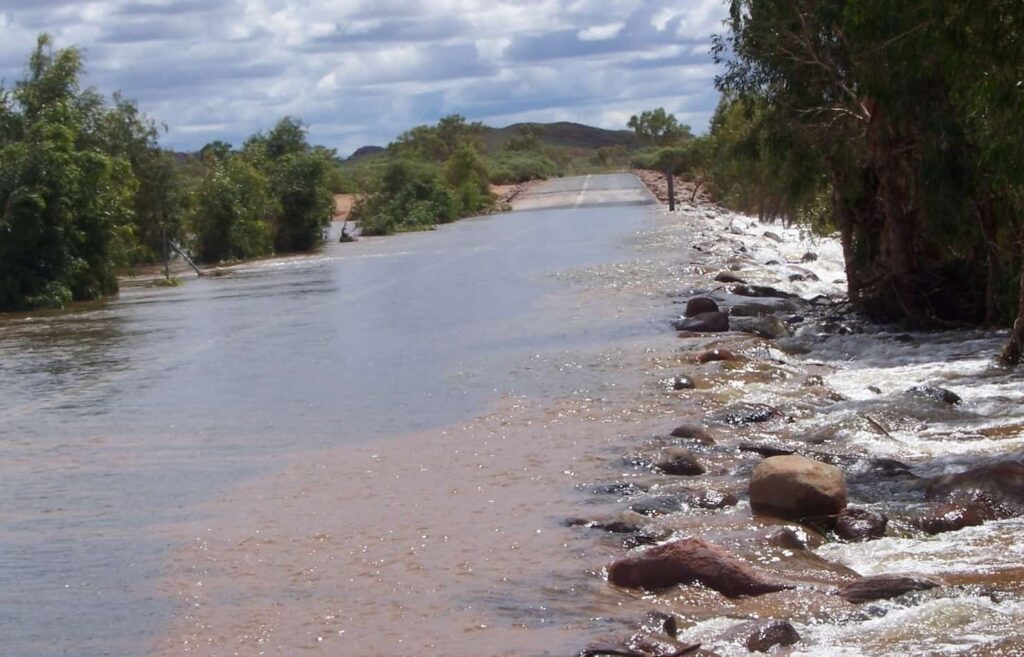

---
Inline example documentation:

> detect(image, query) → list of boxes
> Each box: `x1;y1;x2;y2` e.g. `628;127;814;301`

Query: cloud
0;0;729;155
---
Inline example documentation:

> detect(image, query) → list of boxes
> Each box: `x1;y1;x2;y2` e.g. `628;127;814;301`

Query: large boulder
675;311;730;333
607;537;790;597
926;461;1024;509
685;297;720;317
750;455;848;520
837;575;939;603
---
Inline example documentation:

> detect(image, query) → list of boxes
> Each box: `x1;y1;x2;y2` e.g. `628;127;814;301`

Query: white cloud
0;0;729;154
577;22;624;41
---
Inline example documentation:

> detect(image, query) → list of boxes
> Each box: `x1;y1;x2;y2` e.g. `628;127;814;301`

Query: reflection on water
0;185;658;657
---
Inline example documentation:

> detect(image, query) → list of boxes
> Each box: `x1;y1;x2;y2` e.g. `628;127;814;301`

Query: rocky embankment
570;192;1024;656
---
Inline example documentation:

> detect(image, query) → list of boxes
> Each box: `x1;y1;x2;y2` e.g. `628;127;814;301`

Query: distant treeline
340;116;639;235
633;2;1024;362
0;35;336;311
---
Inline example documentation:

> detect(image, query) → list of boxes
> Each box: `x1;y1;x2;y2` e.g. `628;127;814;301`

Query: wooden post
162;226;170;281
666;169;676;211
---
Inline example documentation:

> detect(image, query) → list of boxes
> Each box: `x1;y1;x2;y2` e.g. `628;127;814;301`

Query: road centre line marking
573;175;592;209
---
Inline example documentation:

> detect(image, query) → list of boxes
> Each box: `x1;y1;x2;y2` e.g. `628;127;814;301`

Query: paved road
511;172;656;211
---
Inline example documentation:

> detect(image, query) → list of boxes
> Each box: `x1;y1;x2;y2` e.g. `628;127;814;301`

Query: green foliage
390;114;485;162
189;155;274;262
486;151;560;184
627;108;693;146
713;0;1024;327
268;149;334;252
0;34;133;310
351;159;456;236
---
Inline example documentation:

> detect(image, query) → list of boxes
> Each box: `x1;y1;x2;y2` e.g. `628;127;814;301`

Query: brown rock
656;448;706;476
912;504;984;534
734;619;801;652
835;507;888;541
715;271;746;284
750;455;848;520
607;537;791;597
837;575;939;603
670;424;716;446
926;461;1024;508
694;348;743;364
685;297;720;317
675;311;730;333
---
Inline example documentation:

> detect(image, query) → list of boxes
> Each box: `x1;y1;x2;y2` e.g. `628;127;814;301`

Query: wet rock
750;455;848;520
768;527;809;551
674;311;730;333
694;348;743;364
729;284;798;299
581;481;650;497
912;504;985;534
905;385;962;405
835;507;888;541
729;301;797;317
656;448;707;476
732;316;793;340
763;231;784;242
670;375;697;390
785;315;805;324
685;297;720;317
926;461;1024;508
690;488;739;510
732;619;801;653
765;260;781;266
711;403;784;426
670;424;717;446
607;537;791;597
631;495;685;517
739;442;797;458
801;252;818;262
715;271;747;284
630;634;703;657
838;575;940;603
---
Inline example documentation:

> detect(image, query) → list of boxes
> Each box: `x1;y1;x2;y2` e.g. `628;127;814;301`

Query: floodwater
5;172;1024;657
0;174;661;657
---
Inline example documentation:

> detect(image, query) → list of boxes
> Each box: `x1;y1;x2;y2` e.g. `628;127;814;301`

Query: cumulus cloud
0;0;729;155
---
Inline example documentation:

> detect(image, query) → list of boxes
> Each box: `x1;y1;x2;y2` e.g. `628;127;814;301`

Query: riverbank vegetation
641;2;1023;362
0;35;336;311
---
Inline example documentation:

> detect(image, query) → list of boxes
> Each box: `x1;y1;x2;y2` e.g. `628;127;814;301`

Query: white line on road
573;175;592;209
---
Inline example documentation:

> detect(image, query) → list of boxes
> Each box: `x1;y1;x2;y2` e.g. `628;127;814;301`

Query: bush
352;159;457;235
188;156;275;262
486;152;559;184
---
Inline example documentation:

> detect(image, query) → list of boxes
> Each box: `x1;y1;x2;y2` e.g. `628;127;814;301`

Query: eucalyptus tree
714;0;1024;341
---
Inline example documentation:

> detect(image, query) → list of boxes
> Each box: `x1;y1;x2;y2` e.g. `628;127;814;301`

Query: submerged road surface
0;173;658;657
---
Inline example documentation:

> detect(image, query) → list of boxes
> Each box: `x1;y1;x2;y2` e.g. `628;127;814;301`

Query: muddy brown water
4;173;1024;657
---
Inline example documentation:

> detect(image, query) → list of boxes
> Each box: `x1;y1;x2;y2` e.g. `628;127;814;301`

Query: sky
0;0;730;156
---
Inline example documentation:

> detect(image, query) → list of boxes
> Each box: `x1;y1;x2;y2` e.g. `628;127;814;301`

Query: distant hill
483;122;641;152
346;145;386;162
344;121;641;162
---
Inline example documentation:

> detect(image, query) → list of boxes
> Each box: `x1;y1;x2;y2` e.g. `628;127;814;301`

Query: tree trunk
975;194;1000;325
1001;229;1024;365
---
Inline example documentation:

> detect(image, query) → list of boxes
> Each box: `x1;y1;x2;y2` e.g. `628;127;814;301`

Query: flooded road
6;171;1024;657
0;174;659;657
